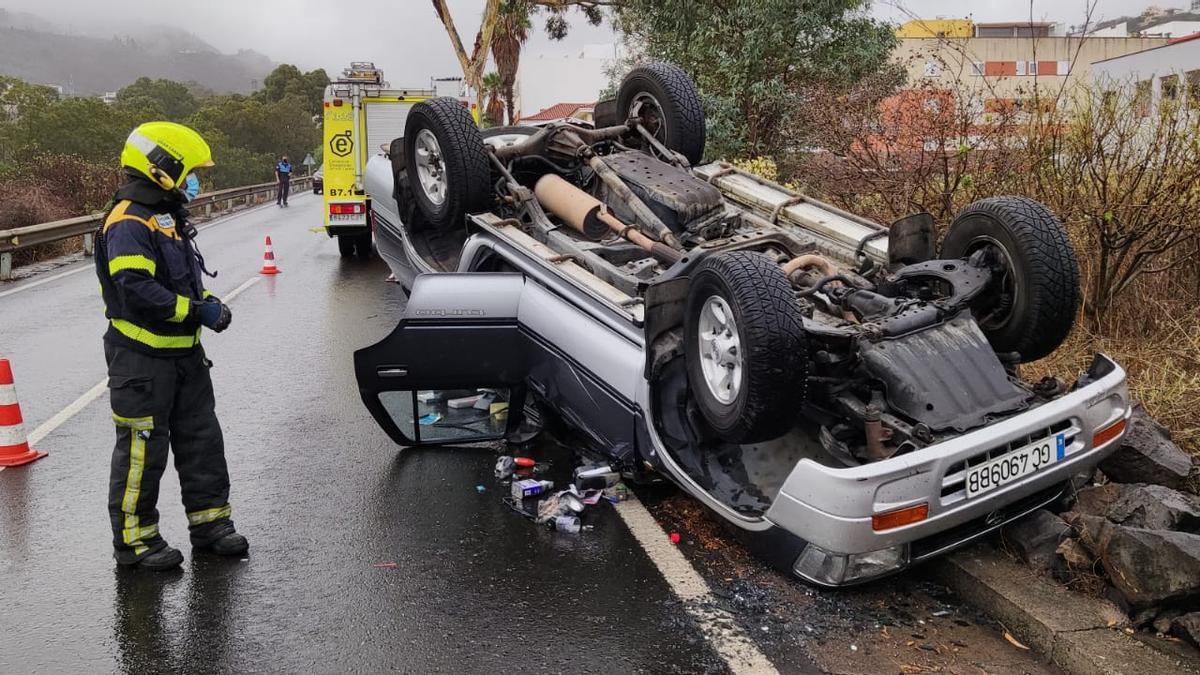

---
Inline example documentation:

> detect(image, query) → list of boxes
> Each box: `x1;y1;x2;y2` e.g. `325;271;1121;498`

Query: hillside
0;11;274;95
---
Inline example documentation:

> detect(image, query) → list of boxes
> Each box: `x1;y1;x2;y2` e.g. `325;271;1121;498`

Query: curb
932;545;1199;674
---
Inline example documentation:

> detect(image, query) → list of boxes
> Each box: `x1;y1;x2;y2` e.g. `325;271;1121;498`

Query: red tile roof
521;102;594;122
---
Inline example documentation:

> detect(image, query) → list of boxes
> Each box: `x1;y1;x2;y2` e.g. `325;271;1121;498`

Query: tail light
329;203;365;215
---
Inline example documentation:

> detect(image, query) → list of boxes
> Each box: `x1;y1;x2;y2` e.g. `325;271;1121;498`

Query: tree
259;64;330;118
0;76;60;118
492;1;532;124
481;72;505;125
613;0;899;159
430;0;609;113
117;77;198;121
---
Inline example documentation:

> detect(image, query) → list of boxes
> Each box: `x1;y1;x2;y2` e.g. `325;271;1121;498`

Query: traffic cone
0;359;47;467
259;235;280;275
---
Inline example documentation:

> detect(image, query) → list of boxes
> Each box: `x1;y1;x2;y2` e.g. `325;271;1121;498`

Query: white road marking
614;497;780;675
12;275;262;461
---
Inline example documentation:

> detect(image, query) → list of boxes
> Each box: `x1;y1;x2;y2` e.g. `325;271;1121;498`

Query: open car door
354;273;528;445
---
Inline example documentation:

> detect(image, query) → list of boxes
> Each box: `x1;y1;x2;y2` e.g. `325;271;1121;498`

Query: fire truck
322;62;436;257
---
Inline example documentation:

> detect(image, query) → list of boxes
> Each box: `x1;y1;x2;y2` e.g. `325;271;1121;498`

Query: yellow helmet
121;121;215;190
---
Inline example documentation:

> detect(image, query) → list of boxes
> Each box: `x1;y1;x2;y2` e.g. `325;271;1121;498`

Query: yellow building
896;19;974;39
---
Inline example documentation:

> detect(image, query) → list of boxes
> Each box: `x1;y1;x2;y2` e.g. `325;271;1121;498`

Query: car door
354;273;529;445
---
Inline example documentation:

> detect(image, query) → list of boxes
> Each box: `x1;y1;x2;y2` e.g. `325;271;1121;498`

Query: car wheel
941;196;1080;362
617;62;706;165
684;251;807;443
403;98;491;230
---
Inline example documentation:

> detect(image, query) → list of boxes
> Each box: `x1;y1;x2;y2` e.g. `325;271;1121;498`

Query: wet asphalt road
0;194;1055;674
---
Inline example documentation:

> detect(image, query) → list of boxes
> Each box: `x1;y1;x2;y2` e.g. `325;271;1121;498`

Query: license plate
966;433;1065;498
329;214;363;223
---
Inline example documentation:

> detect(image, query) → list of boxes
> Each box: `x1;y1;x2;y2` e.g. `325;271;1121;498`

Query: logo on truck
330;130;353;158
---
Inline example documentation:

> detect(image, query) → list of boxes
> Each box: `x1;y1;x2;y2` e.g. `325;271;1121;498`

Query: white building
1141;20;1200;37
1091;34;1200;114
513;43;619;120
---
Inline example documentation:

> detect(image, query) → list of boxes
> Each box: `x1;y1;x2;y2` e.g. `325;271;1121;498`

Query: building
1091;32;1200;115
893;20;1167;112
518;102;595;126
513;44;617;120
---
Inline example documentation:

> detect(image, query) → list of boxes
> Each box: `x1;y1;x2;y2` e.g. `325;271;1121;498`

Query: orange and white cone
0;359;47;467
259;235;280;275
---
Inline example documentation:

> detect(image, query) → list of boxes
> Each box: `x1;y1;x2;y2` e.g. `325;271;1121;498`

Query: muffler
533;175;682;265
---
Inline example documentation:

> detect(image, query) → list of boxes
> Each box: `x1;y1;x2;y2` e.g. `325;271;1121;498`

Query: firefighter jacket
96;177;211;356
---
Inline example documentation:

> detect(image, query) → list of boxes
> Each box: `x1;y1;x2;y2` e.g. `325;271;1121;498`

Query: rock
1055;537;1094;569
1097;406;1193;490
1132;607;1159;628
1152;608;1182;635
1072;483;1122;516
1003;509;1070;570
1170;612;1200;647
1096;525;1200;609
1106;483;1200;532
1062;511;1109;555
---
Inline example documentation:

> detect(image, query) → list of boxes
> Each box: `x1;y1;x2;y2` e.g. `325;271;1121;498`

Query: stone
1106;483;1200;532
1003;509;1071;570
1152;608;1182;635
1096;525;1200;609
1170;612;1200;647
1098;406;1193;490
1072;482;1122;516
1056;537;1094;570
1062;511;1109;555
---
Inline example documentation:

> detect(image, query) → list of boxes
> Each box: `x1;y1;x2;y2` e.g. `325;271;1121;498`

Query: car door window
378;388;511;444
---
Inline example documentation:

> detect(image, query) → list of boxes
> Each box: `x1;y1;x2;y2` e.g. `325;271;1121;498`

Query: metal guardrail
0;175;313;280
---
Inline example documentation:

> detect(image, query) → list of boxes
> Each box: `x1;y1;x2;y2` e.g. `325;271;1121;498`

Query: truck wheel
618;63;706;165
942;197;1080;362
404;98;491;231
338;235;355;258
355;232;374;259
684;251;807;443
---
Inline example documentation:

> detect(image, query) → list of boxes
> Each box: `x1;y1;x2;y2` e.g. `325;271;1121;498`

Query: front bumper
764;354;1130;582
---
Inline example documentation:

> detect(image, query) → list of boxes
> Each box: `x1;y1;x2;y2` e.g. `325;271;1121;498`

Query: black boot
114;542;184;570
191;520;249;556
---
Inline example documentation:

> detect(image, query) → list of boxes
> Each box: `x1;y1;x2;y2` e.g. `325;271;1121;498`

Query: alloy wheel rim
414;128;447;207
697;295;743;405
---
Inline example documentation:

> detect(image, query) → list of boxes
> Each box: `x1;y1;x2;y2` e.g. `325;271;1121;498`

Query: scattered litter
574;464;621;490
603;484;630;503
475;485;486;493
418;412;442;425
372;561;398;569
931;610;950;617
512;479;554;500
448;394;482;409
554;515;581;533
850;644;858;652
1003;631;1029;650
670;532;682;545
494;455;538;480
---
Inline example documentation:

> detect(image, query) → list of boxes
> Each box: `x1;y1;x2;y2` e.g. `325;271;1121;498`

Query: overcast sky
0;0;1186;85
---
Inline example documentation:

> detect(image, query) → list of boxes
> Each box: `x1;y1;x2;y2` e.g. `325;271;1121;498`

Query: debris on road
496;455;635;536
372;561;398;569
475;485;486;493
670;532;682;545
1003;631;1029;650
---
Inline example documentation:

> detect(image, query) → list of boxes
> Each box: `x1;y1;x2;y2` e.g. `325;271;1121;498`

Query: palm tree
481;72;505;126
491;0;532;125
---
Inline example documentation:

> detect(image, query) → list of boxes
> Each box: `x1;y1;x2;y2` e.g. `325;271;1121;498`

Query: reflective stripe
168;295;191;323
187;504;232;526
103;201;152;233
115;415;154;554
108;254;157;276
202;289;214;299
111;319;200;350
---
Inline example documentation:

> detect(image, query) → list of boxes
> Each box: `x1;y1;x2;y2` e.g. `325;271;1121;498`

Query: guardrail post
1;252;11;281
227;199;234;211
82;232;94;257
204;203;212;218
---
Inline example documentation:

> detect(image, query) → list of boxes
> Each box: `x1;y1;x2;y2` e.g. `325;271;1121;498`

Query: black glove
195;297;232;333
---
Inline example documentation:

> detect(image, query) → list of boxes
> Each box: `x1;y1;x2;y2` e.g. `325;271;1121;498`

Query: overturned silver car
353;63;1131;585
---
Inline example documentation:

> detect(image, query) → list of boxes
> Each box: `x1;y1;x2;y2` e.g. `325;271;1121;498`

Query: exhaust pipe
534;175;682;265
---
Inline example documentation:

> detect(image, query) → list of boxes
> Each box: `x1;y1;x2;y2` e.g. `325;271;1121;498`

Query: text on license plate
966;433;1065;497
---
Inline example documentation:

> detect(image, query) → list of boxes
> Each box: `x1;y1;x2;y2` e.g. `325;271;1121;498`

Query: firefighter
96;121;248;570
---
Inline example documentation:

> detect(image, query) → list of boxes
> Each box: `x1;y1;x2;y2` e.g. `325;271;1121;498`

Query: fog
0;0;1180;86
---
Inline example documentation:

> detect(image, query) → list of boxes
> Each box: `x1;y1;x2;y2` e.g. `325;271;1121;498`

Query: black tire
941;197;1079;362
337;235;355;258
355;232;373;259
403;98;491;230
684;251;807;443
617;63;706;165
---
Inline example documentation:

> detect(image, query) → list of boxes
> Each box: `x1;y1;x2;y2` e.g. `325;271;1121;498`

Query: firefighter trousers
106;341;234;555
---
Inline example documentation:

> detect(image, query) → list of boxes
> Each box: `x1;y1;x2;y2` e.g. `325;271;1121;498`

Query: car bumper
763;353;1130;585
